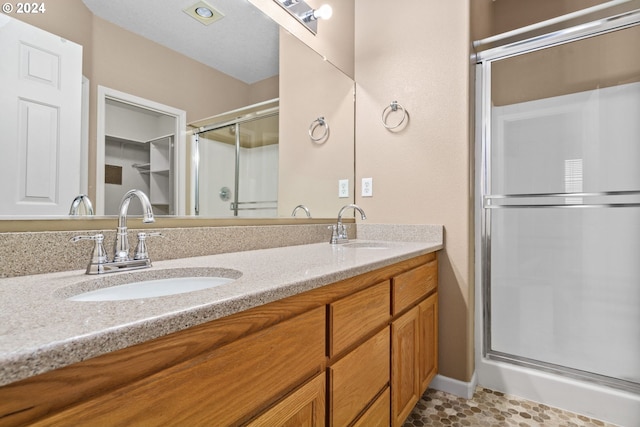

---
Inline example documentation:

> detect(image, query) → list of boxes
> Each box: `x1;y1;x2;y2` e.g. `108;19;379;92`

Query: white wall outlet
362;177;373;197
338;179;349;198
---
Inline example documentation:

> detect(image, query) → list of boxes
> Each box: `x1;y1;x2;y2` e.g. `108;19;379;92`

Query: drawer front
392;260;437;314
329;327;390;427
35;307;326;427
246;373;325;427
329;280;390;357
352;387;390;427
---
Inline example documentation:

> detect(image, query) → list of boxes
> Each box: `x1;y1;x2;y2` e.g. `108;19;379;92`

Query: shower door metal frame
193;107;279;217
475;9;640;394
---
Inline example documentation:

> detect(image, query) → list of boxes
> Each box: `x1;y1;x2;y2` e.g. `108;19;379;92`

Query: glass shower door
195;112;278;217
482;23;640;391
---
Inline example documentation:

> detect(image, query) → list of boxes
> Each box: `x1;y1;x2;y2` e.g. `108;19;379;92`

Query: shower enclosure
192;102;278;217
475;6;640;425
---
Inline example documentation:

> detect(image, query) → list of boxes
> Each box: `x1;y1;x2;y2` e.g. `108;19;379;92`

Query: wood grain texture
329;280;390;358
30;307;326;427
391;306;420;427
246;373;326;427
352;387;391;427
419;293;438;393
0;255;429;427
329;327;390;427
0;253;439;427
391;257;437;315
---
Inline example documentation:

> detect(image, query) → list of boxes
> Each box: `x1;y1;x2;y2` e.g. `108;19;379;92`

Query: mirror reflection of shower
193;99;279;217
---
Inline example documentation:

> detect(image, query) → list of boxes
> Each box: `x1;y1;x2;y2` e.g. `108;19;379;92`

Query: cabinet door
247;373;325;427
419;292;438;393
391;305;420;427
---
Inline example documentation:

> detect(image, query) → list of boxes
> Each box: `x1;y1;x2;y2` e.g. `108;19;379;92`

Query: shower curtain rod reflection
194;107;279;135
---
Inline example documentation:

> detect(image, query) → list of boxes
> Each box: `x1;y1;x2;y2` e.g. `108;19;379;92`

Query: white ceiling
81;0;279;84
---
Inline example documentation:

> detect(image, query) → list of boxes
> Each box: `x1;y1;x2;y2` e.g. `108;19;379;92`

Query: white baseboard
429;372;478;399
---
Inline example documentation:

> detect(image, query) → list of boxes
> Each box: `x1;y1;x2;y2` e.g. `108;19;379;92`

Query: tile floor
404;387;618;427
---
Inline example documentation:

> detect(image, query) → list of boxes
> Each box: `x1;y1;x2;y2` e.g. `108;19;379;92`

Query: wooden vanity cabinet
0;252;438;427
390;255;439;427
30;307;327;427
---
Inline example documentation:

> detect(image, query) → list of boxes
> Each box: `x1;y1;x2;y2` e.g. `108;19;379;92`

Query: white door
0;15;83;215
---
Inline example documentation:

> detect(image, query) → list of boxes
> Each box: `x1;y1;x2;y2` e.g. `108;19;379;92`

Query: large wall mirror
0;0;354;228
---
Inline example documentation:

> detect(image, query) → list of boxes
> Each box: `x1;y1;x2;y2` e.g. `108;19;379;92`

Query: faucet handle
134;232;163;260
328;225;339;244
70;233;108;264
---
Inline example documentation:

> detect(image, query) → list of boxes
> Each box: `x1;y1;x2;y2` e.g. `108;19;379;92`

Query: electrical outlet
338;179;349;198
362;177;373;197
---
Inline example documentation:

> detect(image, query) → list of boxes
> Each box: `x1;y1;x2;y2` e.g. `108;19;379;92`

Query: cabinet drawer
329;280;390;357
329;327;390;427
352;387;390;427
35;307;326;427
392;260;437;314
246;373;325;427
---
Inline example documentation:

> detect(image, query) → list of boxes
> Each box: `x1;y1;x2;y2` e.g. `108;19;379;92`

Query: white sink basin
68;276;236;301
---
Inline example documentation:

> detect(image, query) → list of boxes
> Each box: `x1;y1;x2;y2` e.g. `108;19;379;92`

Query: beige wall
491;0;610;35
492;24;640;105
278;30;355;218
249;0;354;78
354;0;474;382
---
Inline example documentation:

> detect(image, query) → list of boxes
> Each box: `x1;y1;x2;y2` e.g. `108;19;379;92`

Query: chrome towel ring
309;116;330;142
381;101;408;130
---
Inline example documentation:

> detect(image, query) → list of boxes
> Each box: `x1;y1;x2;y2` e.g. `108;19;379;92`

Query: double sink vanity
0;222;442;426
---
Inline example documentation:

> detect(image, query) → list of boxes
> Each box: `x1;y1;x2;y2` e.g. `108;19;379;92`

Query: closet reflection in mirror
104;100;178;216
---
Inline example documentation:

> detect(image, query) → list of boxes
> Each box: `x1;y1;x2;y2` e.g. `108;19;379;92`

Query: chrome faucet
330;204;366;244
291;204;311;218
71;189;161;275
68;194;94;216
114;189;155;262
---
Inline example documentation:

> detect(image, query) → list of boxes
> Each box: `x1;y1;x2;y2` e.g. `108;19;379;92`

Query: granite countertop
0;239;442;387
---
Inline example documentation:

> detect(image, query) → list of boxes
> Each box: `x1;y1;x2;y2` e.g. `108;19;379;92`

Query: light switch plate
338;179;349;198
362;177;373;197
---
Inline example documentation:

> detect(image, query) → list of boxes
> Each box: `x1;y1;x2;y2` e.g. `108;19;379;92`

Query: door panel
0;15;82;215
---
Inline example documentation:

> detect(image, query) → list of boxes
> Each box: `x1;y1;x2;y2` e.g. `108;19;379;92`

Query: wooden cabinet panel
0;253;439;427
34;307;326;427
329;327;390;427
392;259;437;314
246;373;325;427
419;293;438;392
352;387;390;427
391;306;420;427
329;280;390;357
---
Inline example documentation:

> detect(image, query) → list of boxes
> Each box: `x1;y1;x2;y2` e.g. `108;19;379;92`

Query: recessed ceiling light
195;7;213;18
183;1;224;26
